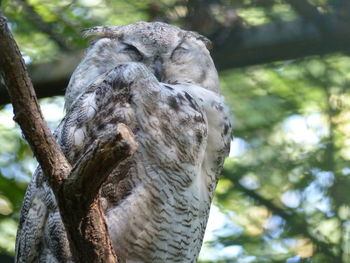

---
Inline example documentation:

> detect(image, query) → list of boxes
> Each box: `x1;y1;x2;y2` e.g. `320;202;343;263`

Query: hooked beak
153;56;163;82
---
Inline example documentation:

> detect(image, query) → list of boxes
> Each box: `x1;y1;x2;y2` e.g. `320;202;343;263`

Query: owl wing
161;83;232;259
15;62;160;262
180;84;232;195
102;64;231;261
15;169;46;263
15;62;231;262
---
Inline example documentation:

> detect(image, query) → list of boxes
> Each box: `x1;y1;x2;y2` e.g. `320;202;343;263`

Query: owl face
65;22;219;109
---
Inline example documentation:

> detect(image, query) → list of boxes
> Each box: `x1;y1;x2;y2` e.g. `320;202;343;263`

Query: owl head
65;21;219;109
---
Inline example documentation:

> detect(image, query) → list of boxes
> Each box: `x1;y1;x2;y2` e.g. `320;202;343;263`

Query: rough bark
60;124;137;262
0;15;69;186
0;13;137;262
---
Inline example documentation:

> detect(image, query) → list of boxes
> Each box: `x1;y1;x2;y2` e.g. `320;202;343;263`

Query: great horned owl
15;21;232;263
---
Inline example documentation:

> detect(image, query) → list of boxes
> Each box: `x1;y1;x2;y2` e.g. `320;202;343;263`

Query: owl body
16;22;232;263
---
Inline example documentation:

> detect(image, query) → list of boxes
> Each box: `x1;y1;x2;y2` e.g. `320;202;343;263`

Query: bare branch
0;13;70;187
0;13;138;262
65;123;137;207
62;124;137;262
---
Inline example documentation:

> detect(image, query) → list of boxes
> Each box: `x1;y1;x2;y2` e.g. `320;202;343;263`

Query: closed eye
170;45;189;60
121;44;143;61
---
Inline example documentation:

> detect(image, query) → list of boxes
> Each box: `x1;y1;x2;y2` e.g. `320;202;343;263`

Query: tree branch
61;124;137;262
65;123;137;207
0;13;137;262
0;14;69;186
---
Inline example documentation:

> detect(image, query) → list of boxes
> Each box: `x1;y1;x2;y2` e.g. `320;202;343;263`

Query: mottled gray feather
15;22;231;263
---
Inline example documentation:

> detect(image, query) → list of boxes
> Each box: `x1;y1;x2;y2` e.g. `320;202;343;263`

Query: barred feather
15;22;231;263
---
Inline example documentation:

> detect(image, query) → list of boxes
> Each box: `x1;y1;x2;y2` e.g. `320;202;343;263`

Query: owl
15;21;232;263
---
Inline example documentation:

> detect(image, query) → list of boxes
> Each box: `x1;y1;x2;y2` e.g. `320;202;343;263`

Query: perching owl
15;21;232;263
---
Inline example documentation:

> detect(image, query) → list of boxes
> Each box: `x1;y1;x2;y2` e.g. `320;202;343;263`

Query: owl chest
106;167;210;262
133;86;209;170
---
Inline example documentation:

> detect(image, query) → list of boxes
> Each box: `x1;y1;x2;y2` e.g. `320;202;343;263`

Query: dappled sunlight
229;138;249;157
0;195;13;216
281;190;301;208
208;54;350;262
293;238;314;258
282;114;327;146
0;97;66;255
0;219;17;255
317;218;341;244
2;0;350;262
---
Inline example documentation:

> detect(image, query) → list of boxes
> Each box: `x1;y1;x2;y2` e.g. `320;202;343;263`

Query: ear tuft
81;26;122;39
186;31;213;50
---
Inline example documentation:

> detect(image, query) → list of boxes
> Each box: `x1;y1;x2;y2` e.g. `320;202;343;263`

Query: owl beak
154;56;163;82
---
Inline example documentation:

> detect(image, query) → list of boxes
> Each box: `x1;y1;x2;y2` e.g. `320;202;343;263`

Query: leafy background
1;0;350;262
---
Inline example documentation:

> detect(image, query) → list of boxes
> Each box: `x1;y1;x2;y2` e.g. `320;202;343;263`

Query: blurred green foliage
209;55;350;262
1;0;350;262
